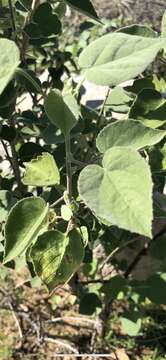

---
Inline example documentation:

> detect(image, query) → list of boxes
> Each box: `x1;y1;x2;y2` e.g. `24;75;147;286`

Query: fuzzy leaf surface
78;147;153;237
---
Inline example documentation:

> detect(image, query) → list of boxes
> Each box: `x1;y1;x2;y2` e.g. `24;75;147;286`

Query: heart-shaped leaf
4;197;48;263
78;33;165;86
0;39;20;95
78;147;153;237
96;120;166;153
22;152;60;187
44;90;79;136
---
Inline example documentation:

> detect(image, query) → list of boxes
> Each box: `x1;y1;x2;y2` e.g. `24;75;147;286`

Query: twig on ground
44;337;79;354
7;300;23;339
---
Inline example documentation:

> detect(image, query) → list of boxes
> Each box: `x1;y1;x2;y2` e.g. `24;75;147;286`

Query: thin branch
8;0;17;42
96;87;110;129
46;316;96;325
65;134;72;201
7;300;23;339
50;195;64;209
44;337;79;354
124;226;166;278
99;236;140;271
10;140;25;195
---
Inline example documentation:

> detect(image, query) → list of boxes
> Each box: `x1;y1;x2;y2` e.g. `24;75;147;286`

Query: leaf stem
8;0;17;42
65;134;72;201
50;196;64;208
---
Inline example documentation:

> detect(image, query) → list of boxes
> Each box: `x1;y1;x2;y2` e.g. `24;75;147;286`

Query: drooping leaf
30;230;69;290
4;197;48;263
78;33;165;86
22;152;60;187
129;89;166;128
96;120;166;153
0;39;20;95
31;229;84;291
44;90;79;136
65;0;99;21
78;147;153;237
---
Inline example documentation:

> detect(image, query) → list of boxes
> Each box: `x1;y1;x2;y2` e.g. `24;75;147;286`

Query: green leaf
33;2;61;37
44;90;79;136
129;89;166;128
78;33;165;86
30;230;69;290
96;120;166;153
22;152;60;187
150;235;166;260
61;205;72;221
141;273;166;304
54;229;84;289
78;147;153;237
101;276;126;301
0;39;20;95
105;87;132;113
79;293;102;315
15;68;42;94
121;311;142;336
118;24;157;38
31;229;84;291
161;11;166;38
65;0;99;21
4;197;48;263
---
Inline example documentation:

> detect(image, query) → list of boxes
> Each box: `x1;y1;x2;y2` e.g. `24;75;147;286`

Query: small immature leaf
44;90;79;136
61;205;72;221
78;147;153;237
0;39;20;95
96;120;166;153
4;197;48;263
79;33;165;86
31;229;84;291
30;230;69;290
65;0;99;21
121;311;142;336
22;152;60;187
